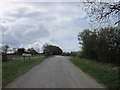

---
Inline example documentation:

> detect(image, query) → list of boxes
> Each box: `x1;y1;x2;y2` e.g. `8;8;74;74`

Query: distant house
7;48;15;54
6;48;18;54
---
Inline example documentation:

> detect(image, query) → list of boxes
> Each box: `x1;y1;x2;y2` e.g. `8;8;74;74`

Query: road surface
5;56;104;88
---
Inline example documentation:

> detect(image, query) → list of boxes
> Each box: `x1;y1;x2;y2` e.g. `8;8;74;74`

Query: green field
70;57;119;89
2;55;45;87
0;62;2;89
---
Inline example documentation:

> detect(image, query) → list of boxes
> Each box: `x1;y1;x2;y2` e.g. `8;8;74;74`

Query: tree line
1;46;39;62
16;48;38;55
1;44;63;62
1;46;38;55
78;27;120;64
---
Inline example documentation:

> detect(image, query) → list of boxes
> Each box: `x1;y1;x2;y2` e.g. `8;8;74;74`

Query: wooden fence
7;55;40;61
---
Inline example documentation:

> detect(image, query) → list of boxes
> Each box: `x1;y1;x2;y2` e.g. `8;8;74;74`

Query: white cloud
1;2;90;52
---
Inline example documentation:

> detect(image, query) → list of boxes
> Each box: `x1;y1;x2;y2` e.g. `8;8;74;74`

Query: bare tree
35;48;40;53
1;45;9;62
82;0;120;26
1;45;9;54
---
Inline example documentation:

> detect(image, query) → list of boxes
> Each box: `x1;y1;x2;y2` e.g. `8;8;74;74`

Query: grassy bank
2;55;45;87
70;57;119;89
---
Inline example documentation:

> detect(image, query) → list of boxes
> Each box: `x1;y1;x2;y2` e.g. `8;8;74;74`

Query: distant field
2;55;45;87
70;57;119;89
0;62;2;89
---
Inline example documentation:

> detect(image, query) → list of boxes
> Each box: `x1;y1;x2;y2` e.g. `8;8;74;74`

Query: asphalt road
5;56;104;88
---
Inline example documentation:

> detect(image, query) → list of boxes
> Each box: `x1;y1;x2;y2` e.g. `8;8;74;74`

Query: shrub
2;53;8;62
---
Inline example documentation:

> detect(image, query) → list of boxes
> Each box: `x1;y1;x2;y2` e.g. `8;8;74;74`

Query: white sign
22;53;31;56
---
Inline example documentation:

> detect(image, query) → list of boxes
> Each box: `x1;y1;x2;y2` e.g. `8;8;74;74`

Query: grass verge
70;57;119;89
2;55;45;87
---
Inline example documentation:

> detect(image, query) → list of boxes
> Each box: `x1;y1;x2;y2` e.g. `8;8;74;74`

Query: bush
43;45;63;57
78;27;120;64
2;53;8;62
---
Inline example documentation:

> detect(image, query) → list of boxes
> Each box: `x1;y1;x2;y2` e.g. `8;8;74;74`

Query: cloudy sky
1;1;93;52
